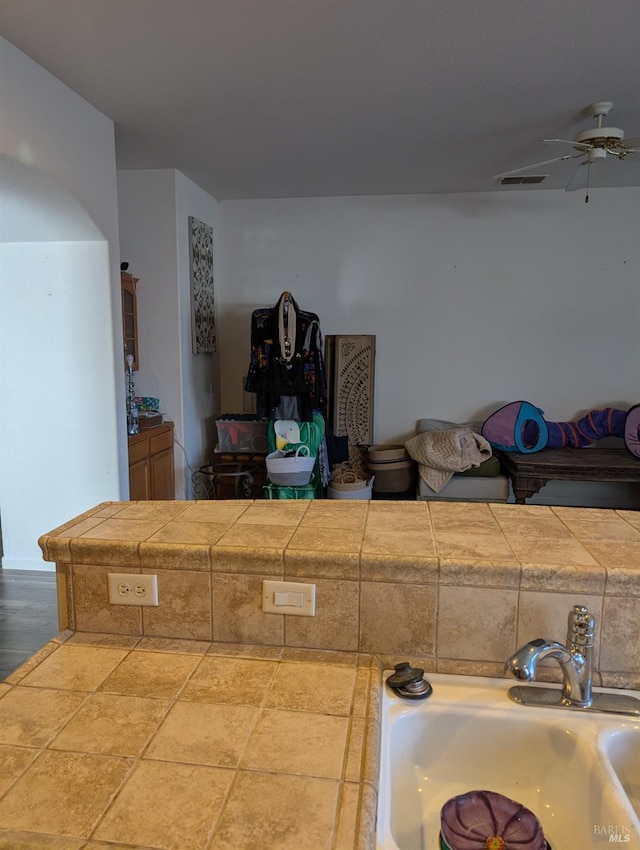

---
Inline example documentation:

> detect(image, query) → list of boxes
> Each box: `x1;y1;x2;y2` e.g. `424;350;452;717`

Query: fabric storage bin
216;415;269;452
263;483;316;500
266;445;315;486
367;445;416;493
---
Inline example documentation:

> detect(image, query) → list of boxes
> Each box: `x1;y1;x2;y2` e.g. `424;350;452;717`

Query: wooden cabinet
121;271;139;370
128;423;175;500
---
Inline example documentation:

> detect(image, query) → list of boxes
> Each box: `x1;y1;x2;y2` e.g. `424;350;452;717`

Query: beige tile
0;833;84;849
217;522;295;548
97;650;200;699
605;563;640;597
71;564;142;635
148;520;230;545
19;645;128;692
429;513;500;535
177;503;250;523
69;538;141;568
436;658;507;678
360;553;437;583
64;631;140;649
508;535;598;566
284;549;359;580
361;529;436;557
281;647;359;666
437;586;517;661
519;563;605;594
0;750;131;838
493;515;574;539
432;502;499;521
77;517;167;541
265;662;355;715
561;518;640;542
355;781;378;850
113;502;192;521
582;540;640;568
207;642;283;661
553;506;620;522
301;503;368;529
601;596;640;673
439;559;520;588
211;545;284;575
55;516;108;538
146;701;258;767
50;693;170;757
180;655;277;706
141;569;212;640
333;781;360;850
4;641;61;685
360;581;436;656
139;540;210;570
0;687;87;747
210;771;339;850
0;745;37;795
516;591;603;656
288;526;363;553
94;760;233;850
92;502;131;517
135;636;211;654
433;531;516;562
211;573;284;645
235;504;308;525
284;578;359;652
344;717;366;782
241;709;348;778
365;503;431;533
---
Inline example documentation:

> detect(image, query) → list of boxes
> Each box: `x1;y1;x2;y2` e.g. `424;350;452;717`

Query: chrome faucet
505;604;640;716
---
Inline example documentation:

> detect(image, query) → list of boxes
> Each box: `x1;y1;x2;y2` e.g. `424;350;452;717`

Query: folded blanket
405;428;492;492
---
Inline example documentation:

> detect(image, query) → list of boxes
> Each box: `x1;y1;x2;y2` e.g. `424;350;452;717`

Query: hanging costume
244;292;327;422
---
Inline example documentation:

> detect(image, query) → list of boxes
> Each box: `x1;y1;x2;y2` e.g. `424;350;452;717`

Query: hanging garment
244;292;327;422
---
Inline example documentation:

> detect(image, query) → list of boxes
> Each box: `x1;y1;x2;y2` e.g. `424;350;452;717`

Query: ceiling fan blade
492;153;580;181
540;138;593;150
622;136;640;148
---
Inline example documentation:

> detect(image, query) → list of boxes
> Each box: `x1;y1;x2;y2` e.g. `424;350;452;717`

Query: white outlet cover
108;573;159;606
262;580;316;616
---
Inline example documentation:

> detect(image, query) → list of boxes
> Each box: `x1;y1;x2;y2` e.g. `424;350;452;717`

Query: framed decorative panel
325;334;376;460
188;216;216;354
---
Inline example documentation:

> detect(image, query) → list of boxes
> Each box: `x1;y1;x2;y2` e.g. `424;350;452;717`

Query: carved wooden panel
325;334;376;457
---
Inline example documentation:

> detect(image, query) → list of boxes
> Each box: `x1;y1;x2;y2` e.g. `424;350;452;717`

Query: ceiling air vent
500;175;547;186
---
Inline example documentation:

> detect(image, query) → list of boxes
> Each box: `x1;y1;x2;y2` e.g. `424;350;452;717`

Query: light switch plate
262;580;316;616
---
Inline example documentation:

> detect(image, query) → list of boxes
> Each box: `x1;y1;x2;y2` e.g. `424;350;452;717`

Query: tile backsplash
40;499;640;689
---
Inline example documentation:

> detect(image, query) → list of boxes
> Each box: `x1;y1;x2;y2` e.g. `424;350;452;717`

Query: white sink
376;673;640;850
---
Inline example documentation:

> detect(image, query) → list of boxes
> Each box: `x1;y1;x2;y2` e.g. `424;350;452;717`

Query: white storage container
265;446;315;486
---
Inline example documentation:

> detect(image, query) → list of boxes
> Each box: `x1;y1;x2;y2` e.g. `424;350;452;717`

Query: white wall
218;190;640;445
175;171;220;487
0;36;124;570
117;170;219;497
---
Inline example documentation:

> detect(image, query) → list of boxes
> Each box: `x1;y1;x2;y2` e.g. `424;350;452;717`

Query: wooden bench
495;447;640;504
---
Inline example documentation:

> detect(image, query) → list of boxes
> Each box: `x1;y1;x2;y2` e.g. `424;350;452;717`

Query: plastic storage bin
215;415;269;452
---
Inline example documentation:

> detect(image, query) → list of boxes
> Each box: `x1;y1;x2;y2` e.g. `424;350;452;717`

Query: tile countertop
0;634;381;850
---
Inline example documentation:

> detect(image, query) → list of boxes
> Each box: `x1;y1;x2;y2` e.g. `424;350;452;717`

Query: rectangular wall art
188;215;217;354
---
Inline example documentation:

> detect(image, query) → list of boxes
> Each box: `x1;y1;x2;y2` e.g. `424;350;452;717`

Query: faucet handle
567;604;595;647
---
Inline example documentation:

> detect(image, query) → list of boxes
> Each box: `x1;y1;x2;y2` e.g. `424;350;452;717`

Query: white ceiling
2;0;640;200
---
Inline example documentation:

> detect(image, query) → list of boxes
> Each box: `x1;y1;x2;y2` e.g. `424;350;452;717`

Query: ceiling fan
493;101;640;201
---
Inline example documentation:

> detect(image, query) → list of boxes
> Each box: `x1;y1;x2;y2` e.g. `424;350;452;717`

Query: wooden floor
0;569;59;680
